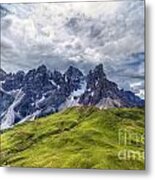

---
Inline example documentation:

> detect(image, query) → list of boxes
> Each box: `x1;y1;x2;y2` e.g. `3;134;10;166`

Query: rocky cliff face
0;64;144;129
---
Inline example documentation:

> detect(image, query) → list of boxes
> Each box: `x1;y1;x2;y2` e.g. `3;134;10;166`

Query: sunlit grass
0;106;145;169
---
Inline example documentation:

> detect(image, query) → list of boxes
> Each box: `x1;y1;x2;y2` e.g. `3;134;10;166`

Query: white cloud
1;1;144;97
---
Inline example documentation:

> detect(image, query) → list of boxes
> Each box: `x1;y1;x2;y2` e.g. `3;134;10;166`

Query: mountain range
0;64;144;130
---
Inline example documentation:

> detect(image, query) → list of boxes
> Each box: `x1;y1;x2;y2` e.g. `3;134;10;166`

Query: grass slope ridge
0;107;145;170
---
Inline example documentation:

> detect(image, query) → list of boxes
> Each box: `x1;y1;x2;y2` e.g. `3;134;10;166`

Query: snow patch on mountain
17;110;41;124
1;90;24;130
59;80;86;110
49;79;57;86
72;80;86;97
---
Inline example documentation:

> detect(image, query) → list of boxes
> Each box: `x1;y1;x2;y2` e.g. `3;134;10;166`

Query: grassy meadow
0;107;145;170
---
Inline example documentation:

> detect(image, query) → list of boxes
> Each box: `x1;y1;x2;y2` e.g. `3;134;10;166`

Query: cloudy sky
0;0;144;98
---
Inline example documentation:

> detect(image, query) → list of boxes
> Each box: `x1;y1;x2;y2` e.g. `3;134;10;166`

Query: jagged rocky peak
37;64;47;74
64;65;84;91
0;68;7;81
65;65;83;79
92;64;106;79
89;64;106;80
0;68;6;74
52;70;64;85
86;64;107;90
0;64;144;130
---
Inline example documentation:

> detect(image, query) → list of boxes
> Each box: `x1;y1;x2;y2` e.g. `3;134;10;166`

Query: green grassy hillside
0;107;145;170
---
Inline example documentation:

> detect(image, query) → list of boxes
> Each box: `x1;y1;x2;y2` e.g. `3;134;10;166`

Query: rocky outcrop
0;64;144;129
